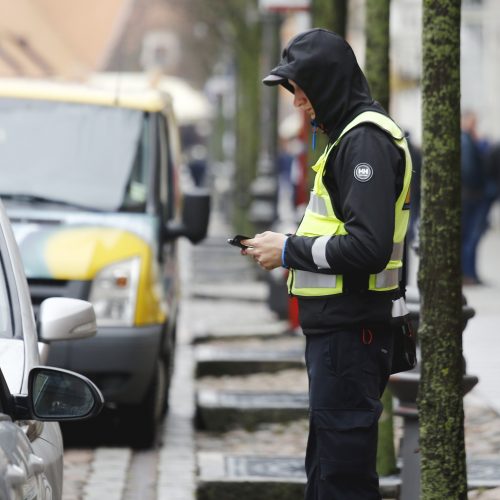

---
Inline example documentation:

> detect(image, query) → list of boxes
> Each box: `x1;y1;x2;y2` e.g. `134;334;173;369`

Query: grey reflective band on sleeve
308;193;329;216
311;235;331;269
375;268;400;289
294;270;337;289
390;242;404;261
392;297;409;318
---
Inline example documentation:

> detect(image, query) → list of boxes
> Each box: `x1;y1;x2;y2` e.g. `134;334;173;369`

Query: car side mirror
38;298;97;342
164;188;210;244
26;366;104;421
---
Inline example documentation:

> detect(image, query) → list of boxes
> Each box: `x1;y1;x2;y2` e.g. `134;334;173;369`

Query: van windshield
0;99;148;212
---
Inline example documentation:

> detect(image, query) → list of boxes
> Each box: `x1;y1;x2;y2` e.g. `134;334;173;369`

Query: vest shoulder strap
333;111;405;147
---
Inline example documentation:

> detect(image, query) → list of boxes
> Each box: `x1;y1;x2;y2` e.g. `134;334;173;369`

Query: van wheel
125;358;167;449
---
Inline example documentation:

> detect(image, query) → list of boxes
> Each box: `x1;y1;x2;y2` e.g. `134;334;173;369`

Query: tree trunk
365;0;390;110
179;0;262;234
233;27;261;234
364;0;396;477
418;1;466;499
311;0;347;37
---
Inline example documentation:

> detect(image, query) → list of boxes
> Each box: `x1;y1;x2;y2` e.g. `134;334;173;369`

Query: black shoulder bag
391;315;417;374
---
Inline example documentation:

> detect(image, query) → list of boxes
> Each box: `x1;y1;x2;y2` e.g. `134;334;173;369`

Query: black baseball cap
262;69;294;93
261;30;317;94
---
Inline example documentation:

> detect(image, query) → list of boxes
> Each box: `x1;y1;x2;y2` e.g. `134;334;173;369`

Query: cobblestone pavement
62;234;197;500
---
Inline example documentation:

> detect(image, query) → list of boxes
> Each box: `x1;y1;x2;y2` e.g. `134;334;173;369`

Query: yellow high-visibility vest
288;111;412;297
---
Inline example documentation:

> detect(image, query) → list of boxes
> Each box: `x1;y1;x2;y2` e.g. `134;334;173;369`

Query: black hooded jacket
264;29;406;333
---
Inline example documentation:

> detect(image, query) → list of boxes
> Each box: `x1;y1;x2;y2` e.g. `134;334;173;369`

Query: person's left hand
241;231;287;271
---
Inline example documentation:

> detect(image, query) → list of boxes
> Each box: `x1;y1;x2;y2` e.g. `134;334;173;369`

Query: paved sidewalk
156;235;197;500
407;212;500;414
159;208;500;499
406;217;500;496
462;226;500;414
462;225;500;497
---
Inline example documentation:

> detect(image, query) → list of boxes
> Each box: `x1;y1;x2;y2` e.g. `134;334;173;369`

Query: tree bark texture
418;1;466;499
311;0;347;37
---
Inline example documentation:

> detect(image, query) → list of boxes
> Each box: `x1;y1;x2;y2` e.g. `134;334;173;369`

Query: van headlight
89;257;140;326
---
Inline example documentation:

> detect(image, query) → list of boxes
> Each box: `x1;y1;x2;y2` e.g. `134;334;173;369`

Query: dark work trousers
304;325;393;500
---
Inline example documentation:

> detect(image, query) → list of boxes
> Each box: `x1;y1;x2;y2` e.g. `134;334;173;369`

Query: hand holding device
227;234;251;249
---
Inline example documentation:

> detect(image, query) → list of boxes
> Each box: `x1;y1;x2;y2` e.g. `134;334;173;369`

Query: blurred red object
288;296;300;329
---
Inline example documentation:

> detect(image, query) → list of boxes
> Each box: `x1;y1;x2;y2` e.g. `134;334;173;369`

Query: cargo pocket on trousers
314;409;378;478
361;327;393;399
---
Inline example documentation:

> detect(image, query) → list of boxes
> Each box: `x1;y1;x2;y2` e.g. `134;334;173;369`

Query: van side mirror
164;188;210;244
182;189;210;243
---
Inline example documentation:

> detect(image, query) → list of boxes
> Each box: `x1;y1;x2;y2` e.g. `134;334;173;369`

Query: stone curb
197;452;401;500
194;345;304;377
196;390;309;432
192;320;293;344
191;282;268;302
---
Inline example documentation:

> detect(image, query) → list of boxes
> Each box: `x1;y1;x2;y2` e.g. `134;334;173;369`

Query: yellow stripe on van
45;228;145;279
45;227;166;325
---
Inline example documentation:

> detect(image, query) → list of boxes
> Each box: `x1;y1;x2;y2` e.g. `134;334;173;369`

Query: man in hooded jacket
242;29;412;499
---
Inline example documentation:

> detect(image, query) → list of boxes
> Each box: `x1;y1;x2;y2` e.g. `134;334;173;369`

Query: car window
0;98;147;212
0;258;13;338
121;114;150;212
157;115;169;219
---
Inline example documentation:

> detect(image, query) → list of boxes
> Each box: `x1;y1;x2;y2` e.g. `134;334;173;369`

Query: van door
155;113;179;379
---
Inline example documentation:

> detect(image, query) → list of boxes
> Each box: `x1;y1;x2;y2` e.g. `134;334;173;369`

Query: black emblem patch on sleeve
353;163;373;182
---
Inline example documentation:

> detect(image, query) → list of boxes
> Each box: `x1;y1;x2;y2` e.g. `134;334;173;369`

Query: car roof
90;73;213;125
0;77;173;113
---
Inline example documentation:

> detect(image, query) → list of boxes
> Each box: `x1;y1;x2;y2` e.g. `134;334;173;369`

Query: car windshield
0;98;149;212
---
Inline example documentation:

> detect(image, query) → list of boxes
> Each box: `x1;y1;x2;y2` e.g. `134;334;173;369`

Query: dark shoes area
462;275;483;286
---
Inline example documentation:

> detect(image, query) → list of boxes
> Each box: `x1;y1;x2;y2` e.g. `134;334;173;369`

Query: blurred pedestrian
277;135;303;225
241;29;412;499
461;111;493;285
484;141;500;206
187;144;208;187
277;137;294;202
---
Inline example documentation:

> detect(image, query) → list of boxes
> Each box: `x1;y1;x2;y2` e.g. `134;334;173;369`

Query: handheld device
227;234;251;249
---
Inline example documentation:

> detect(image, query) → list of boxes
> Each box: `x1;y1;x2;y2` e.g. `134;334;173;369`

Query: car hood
6;207;158;280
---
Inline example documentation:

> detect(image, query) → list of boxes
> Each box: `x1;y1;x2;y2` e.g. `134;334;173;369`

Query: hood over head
263;28;377;141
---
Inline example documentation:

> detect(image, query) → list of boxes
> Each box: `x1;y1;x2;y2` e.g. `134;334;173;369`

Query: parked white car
0;199;104;500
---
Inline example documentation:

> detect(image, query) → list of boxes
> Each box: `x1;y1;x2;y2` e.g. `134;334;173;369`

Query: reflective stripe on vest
293;265;401;294
294;270;338;289
390;241;404;261
308;193;329;217
288;111;412;297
